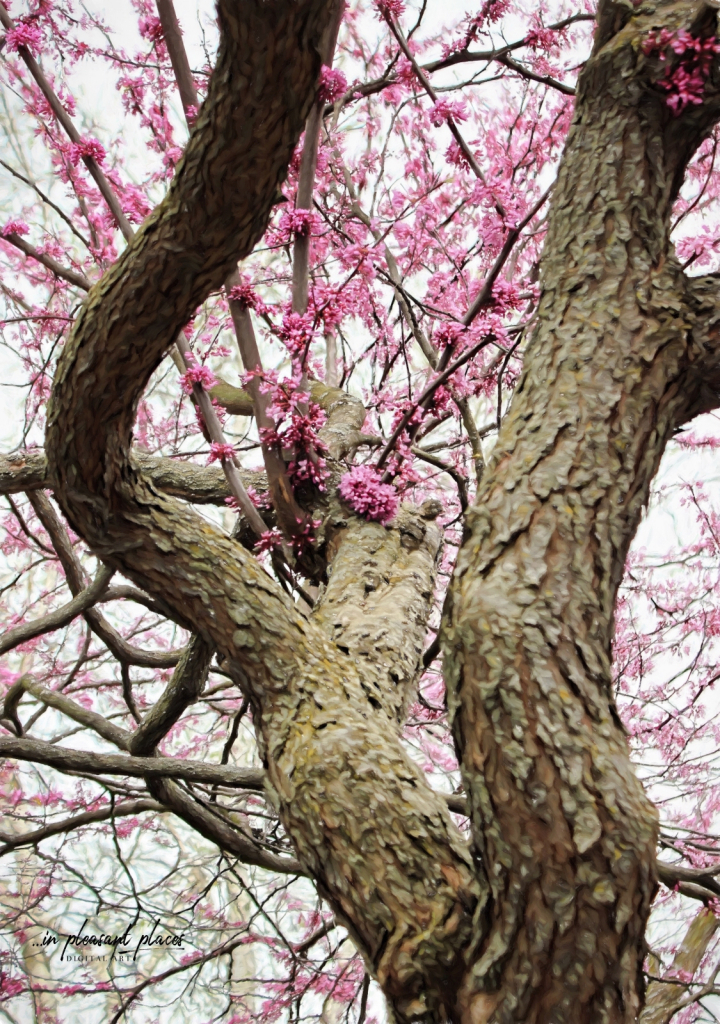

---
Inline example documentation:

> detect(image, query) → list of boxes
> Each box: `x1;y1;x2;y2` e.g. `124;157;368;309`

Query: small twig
376;334;497;468
2;231;91;290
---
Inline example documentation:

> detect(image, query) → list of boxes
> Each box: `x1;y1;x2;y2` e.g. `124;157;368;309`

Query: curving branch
0;797;166;855
0;564;113;657
0;736;264;789
41;1;483;1017
27;489;183;666
0;448;264;505
3;674;130;749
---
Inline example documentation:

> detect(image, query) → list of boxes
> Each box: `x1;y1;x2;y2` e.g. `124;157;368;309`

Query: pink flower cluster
435;322;462;347
1;220;29;238
288;453;327;490
4;21;43;53
277;311;315;357
373;0;405;19
254;528;283;554
644;29;720;114
430;99;468;127
208;441;236;464
138;15;164;42
283;207;319;238
180;361;217;394
318;66;348;104
228;279;258;310
339;465;399;524
68;137;106;165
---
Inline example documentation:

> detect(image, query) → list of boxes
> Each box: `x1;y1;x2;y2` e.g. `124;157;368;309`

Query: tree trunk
446;2;720;1021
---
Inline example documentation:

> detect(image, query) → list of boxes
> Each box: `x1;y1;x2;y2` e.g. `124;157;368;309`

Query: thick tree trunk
445;2;720;1022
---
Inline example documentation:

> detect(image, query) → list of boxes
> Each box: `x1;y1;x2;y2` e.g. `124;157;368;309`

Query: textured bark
313;502;443;723
444;3;720;1022
640;908;718;1024
643;905;716;1024
43;2;481;1019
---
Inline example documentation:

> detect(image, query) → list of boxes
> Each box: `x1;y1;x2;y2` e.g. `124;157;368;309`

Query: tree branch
43;3;483;1015
0;564;113;657
1;231;91;290
0;735;264;789
0;798;166;855
27;490;183;667
3;674;132;748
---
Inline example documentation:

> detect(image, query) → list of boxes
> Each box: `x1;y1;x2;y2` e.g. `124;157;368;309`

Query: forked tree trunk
42;1;720;1023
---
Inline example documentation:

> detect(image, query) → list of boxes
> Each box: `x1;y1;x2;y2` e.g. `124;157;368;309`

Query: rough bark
444;3;720;1022
313;501;443;723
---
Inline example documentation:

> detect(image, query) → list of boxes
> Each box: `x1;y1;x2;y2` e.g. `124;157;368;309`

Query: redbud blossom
318;66;348;104
180;363;217;394
228;280;258;310
374;0;405;19
4;22;43;52
254;529;284;554
68;138;107;165
208;442;236;464
1;220;30;237
339;465;399;524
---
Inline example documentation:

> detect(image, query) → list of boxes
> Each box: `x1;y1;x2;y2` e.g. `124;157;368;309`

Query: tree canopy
3;0;720;1021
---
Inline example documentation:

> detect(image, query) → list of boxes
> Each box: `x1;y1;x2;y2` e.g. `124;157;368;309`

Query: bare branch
1;231;91;290
27;490;183;667
0;564;113;657
3;674;132;748
0;797;165;854
0;736;264;789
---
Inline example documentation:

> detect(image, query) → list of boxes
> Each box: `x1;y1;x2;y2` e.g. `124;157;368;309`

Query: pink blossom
254;528;284;554
68;137;106;165
180;362;217;394
288;454;327;490
644;28;720;114
374;0;405;19
1;220;30;237
285;207;319;238
429;99;468;127
4;22;43;52
138;16;164;42
318;66;348;103
277;311;315;356
339;465;399;524
228;279;258;310
208;441;236;463
435;322;461;347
